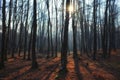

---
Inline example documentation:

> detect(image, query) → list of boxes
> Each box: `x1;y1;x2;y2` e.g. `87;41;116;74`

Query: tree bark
93;0;97;60
31;0;38;69
0;0;6;69
60;0;70;72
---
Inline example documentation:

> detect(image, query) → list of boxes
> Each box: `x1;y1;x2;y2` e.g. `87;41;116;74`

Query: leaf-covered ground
0;51;120;80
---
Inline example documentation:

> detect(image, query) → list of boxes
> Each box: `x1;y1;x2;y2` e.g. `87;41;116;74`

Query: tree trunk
6;0;12;57
0;0;6;69
11;0;17;58
93;0;97;60
55;3;58;57
102;0;109;59
18;0;24;57
23;0;29;59
46;0;50;58
31;0;38;69
60;0;70;72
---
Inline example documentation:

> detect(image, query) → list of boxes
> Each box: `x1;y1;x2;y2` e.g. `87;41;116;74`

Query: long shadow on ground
73;57;83;80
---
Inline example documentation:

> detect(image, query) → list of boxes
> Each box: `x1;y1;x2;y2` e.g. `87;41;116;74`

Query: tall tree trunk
46;0;50;58
72;16;78;60
0;0;6;69
18;0;24;57
23;0;29;59
11;0;17;58
93;0;97;60
102;0;109;59
61;0;64;51
55;3;58;57
6;0;12;57
31;0;38;69
60;0;70;72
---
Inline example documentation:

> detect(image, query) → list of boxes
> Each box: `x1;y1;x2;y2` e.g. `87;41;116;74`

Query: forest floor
0;51;120;80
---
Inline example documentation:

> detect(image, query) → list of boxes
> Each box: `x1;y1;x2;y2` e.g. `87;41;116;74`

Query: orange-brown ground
0;51;120;80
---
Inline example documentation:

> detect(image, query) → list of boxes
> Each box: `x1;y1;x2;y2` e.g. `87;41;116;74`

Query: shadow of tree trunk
73;57;83;80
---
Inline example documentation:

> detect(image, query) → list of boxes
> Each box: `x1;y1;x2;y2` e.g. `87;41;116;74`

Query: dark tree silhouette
102;0;109;59
6;0;13;57
46;0;50;58
55;1;58;57
11;0;18;58
60;0;70;72
23;0;29;59
31;0;38;69
0;0;6;69
93;0;97;60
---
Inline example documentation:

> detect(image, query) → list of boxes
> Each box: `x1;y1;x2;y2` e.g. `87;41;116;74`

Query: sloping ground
0;54;119;80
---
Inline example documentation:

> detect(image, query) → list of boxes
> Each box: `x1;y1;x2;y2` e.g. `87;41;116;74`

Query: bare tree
18;0;24;56
31;0;38;69
0;0;6;69
11;0;18;58
23;0;29;59
60;0;70;73
6;0;13;56
102;0;109;59
55;0;58;57
46;0;50;58
93;0;98;60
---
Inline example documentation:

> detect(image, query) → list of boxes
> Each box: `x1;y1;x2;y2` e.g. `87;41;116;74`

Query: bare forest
0;0;120;80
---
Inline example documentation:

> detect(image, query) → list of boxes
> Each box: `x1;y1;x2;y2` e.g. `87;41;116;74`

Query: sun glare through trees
69;5;74;13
